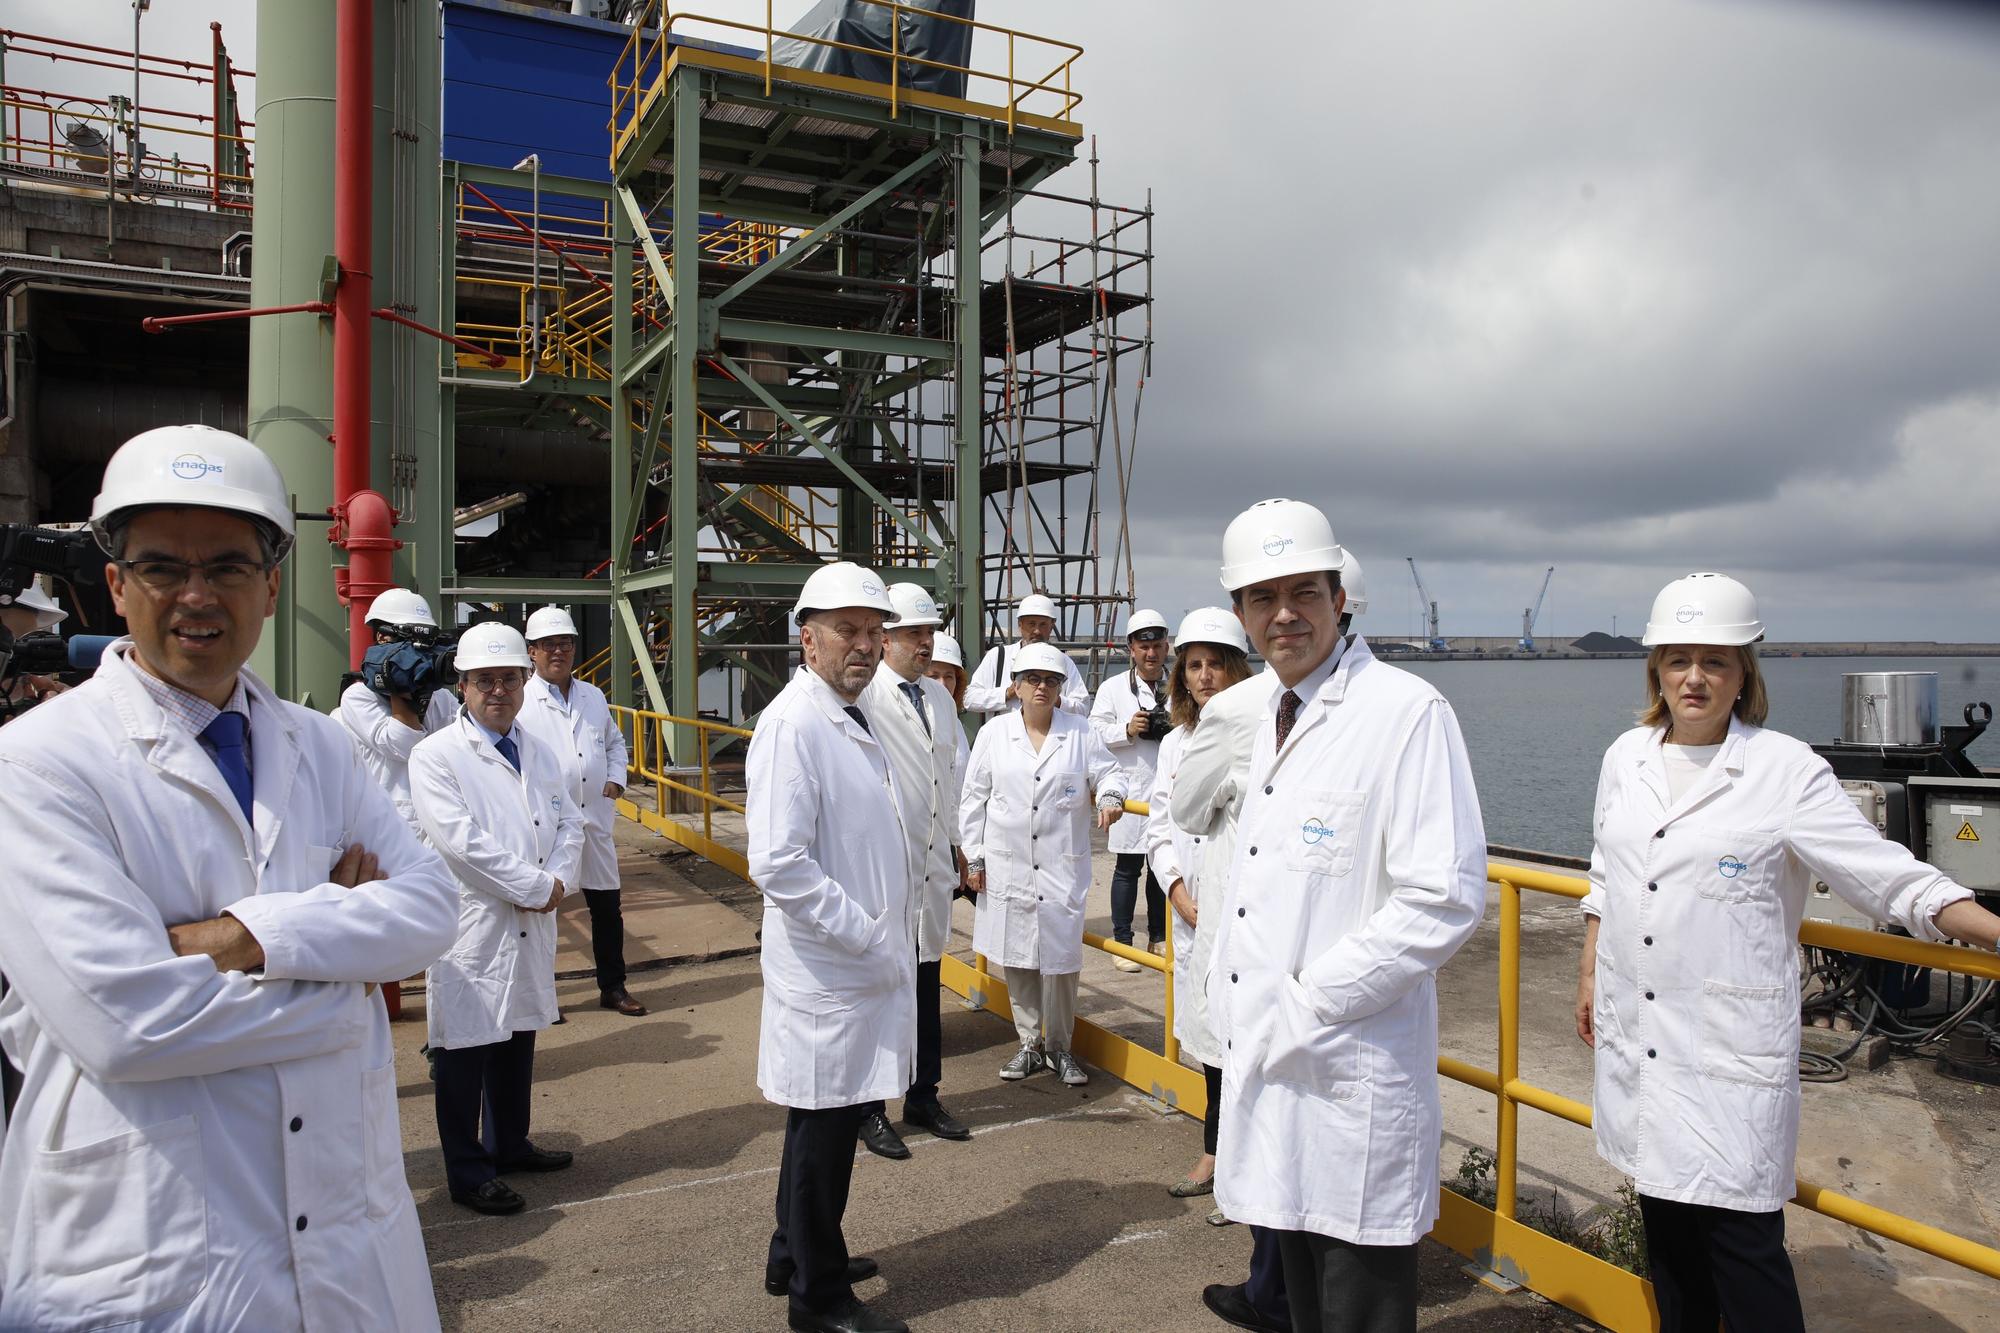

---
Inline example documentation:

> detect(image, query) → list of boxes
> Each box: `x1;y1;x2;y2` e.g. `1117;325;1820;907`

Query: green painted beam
667;72;703;759
445;578;617;600
953;128;986;715
717;318;951;361
456;159;614;201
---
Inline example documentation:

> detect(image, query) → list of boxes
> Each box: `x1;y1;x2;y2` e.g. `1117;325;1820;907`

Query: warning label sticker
1957;821;1981;843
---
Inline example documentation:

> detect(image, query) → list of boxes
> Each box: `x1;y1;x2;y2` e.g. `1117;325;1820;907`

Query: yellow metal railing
610;0;1084;163
609;704;753;874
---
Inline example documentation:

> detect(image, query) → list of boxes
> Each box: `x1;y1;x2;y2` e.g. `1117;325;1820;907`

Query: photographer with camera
1090;609;1174;969
1;579;71;711
337;588;459;829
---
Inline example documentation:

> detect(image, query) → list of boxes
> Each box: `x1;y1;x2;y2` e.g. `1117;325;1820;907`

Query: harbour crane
1405;558;1448;652
1519;565;1555;653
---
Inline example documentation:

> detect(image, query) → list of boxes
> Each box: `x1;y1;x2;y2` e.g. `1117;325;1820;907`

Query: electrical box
1910;777;2000;894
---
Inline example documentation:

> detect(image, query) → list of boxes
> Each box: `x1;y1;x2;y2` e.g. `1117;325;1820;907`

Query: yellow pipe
1161;914;1179;1066
1794;1177;2000;1281
1084;931;1166;973
1436;1055;1501;1096
1503;1078;1593;1129
1495;877;1521;1220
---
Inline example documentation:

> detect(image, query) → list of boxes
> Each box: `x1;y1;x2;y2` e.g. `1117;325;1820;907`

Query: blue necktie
200;712;254;825
495;734;523;773
843;705;872;735
899;681;931;737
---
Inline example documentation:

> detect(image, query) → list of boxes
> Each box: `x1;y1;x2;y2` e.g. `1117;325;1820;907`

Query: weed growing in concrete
1444;1148;1650;1278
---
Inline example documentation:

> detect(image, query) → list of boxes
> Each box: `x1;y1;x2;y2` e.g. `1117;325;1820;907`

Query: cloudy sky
21;0;2000;641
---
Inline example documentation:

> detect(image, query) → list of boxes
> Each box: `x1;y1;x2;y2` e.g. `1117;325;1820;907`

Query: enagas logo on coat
1301;816;1334;845
1717;854;1748;879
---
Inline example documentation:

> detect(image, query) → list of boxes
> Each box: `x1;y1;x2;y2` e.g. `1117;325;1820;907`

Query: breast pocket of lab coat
1281;788;1367;880
32;1114;209;1323
1688;824;1781;906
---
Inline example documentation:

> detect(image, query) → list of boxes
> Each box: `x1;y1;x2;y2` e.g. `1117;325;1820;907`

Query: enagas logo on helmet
486;639;508;654
1675;604;1700;624
170;453;224;483
860;578;883;598
1262;534;1294;558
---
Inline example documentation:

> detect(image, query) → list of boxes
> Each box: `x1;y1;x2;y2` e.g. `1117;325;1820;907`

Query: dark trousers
432;1029;537;1195
581;887;627;991
770;1103;868;1313
1276;1229;1418;1333
1246;1226;1291;1327
1202;1063;1223;1155
905;958;943;1109
1109;852;1164;946
1638;1194;1805;1333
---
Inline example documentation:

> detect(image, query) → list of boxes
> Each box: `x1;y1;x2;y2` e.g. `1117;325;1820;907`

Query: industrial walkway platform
385;822;1998;1331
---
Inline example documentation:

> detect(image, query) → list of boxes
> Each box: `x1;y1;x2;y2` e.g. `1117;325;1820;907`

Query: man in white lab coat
963;591;1088;715
1091;608;1173;964
519;604;645;1016
748;562;915;1333
335;587;458;828
857;582;971;1158
411;623;586;1216
1179;499;1488;1333
0;424;459;1331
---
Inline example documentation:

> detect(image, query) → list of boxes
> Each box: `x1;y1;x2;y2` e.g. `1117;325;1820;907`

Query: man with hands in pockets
411;623;585;1216
1178;498;1488;1333
0;425;459;1331
748;562;917;1333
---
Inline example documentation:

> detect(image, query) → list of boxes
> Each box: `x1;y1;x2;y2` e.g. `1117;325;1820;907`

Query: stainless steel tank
1842;672;1940;746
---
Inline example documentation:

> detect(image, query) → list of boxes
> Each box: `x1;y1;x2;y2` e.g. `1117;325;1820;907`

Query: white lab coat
336;681;459;828
747;668;918;1110
963;641;1089;716
1091;669;1168;854
861;662;966;964
518;672;629;893
960;710;1126;975
1581;718;1974;1212
1148;717;1245;1072
0;644;458;1332
1184;637;1488;1245
410;714;585;1051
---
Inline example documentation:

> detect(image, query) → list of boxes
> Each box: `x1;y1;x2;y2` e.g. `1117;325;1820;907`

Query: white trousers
1004;967;1079;1053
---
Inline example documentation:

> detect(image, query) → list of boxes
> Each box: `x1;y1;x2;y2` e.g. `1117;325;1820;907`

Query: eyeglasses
464;673;525;695
116;558;274;592
1018;674;1064;691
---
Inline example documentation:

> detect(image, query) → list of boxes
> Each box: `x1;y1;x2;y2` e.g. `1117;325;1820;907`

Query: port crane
1519;565;1555;652
1405;558;1449;652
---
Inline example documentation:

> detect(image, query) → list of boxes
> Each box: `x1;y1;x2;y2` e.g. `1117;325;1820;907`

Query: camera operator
337;588;459;829
1;580;71;711
1090;609;1174;967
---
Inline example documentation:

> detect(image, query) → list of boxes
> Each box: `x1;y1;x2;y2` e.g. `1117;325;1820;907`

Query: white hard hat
12;580;67;632
524;605;579;641
1124;609;1169;639
1016;593;1058;623
454;622;532;671
932;632;965;669
364;588;438;631
1174;607;1248;655
1010;641;1071;678
794;561;898;628
1339;552;1368;616
1219;498;1344;593
1642;572;1765;647
90;424;296;560
885;582;944;628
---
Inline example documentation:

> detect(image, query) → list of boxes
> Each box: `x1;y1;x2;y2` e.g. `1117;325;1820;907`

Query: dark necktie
1275;689;1302;751
899;681;932;737
844;705;872;734
494;733;523;773
200;711;254;824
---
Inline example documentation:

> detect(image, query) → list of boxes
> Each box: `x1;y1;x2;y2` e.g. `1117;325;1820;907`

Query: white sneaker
1054;1051;1089;1086
1113;955;1142;973
999;1046;1045;1080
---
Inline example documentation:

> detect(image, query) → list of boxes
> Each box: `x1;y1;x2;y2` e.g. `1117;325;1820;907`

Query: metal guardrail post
1496;876;1521;1221
699;723;712;840
1162;917;1179;1065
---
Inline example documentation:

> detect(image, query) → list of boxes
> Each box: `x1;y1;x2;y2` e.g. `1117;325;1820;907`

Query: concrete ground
387;820;1999;1331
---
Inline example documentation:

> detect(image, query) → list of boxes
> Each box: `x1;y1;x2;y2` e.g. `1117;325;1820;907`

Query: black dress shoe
1201;1282;1289;1333
497;1144;573;1173
600;988;648;1016
788;1295;908;1333
902;1102;970;1141
858;1111;911;1161
763;1255;880;1296
449;1179;525;1215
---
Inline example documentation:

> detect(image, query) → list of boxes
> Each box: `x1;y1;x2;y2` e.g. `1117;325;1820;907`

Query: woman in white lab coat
1575;573;2000;1333
1144;608;1254;1197
961;641;1126;1087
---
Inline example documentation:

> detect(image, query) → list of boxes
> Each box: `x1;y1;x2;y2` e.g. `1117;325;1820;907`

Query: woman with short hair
961;642;1126;1087
1576;572;2000;1332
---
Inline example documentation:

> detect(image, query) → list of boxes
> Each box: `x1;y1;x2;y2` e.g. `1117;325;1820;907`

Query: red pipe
333;0;372;513
370;306;506;369
141;301;332;334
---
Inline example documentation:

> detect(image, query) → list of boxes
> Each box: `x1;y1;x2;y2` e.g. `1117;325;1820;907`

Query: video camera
0;523;102;606
360;638;458;715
